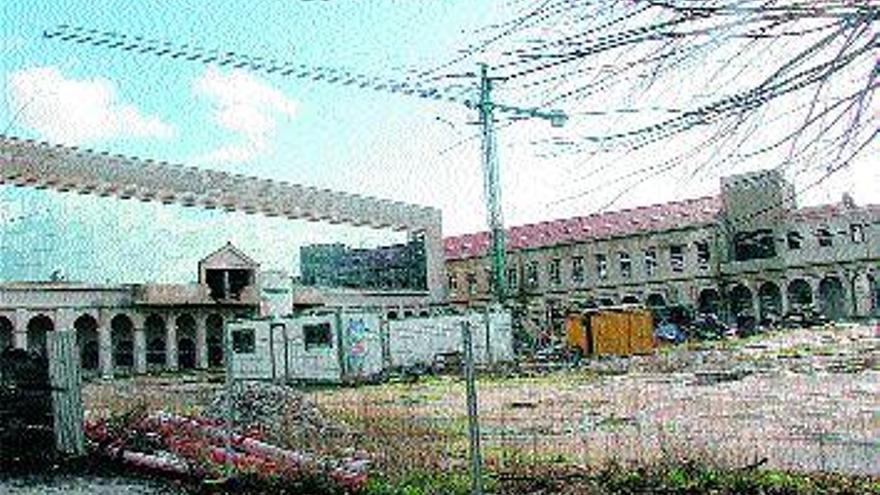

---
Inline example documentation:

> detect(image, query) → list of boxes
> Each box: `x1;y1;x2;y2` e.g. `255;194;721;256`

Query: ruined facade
0;244;261;376
444;171;880;328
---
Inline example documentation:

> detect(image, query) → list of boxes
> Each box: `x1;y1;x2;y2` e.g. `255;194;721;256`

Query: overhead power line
43;24;477;108
43;23;569;307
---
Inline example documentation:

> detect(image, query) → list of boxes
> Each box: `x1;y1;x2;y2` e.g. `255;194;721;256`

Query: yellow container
588;307;654;356
564;314;589;354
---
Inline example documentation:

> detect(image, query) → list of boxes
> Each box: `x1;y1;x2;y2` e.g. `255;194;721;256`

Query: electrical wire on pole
477;63;567;305
42;24;567;305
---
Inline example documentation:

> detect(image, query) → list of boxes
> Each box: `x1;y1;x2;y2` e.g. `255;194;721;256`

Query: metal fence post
462;319;484;495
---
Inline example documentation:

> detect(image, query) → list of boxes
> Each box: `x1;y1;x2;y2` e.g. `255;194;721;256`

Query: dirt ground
84;322;880;477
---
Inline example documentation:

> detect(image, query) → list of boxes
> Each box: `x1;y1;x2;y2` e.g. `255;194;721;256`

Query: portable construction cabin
386;309;513;369
565;306;654;356
228;309;383;383
228;306;513;383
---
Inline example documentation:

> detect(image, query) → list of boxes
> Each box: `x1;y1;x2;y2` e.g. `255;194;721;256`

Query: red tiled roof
444;197;880;261
444;196;722;260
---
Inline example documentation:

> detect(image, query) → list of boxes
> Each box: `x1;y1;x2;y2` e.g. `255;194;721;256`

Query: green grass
498;460;880;495
362;470;494;495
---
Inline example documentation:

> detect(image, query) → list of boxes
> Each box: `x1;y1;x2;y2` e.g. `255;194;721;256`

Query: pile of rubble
84;409;369;492
202;382;355;447
84;382;371;491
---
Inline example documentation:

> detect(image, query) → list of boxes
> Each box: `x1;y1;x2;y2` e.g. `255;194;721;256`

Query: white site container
385;307;513;368
229;307;513;383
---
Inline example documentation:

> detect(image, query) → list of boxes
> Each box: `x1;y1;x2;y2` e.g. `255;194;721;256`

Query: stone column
807;276;821;311
748;282;761;319
196;314;208;370
422;220;447;304
98;310;113;379
851;271;872;318
779;278;790;316
839;271;854;319
13;309;28;349
166;314;178;371
55;308;75;332
133;314;147;375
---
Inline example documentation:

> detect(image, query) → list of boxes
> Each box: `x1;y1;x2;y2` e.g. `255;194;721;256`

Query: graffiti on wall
346;318;370;377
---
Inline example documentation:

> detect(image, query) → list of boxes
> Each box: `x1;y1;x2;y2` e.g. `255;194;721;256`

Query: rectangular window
595;254;608;280
304;322;333;350
526;261;539;287
644;249;657;277
618;252;631;278
549;258;562;285
466;272;478;295
850;224;865;244
232;328;256;354
448;273;458;291
817;227;833;247
484;267;493;293
733;230;777;260
506;267;518;291
571;256;585;283
695;241;710;269
670;245;685;273
787;231;802;250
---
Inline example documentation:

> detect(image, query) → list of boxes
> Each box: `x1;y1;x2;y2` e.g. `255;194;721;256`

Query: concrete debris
203;382;354;446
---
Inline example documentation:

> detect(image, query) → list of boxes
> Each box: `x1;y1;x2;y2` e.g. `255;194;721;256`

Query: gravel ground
313;323;880;476
82;322;880;477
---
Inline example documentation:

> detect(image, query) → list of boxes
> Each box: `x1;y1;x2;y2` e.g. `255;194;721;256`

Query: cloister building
444;170;880;329
0;243;262;376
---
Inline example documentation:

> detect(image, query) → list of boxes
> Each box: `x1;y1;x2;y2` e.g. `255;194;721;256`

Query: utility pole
478;63;506;304
475;63;567;305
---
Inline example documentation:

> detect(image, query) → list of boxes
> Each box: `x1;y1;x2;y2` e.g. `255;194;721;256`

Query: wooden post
47;330;85;456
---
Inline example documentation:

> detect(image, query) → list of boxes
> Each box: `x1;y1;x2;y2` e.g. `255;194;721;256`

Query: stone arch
0;316;13;351
786;279;813;311
145;314;166;368
26;314;55;355
729;284;753;316
206;313;224;368
111;314;135;369
646;293;666;308
175;314;197;370
621;295;640;305
698;288;721;315
819;276;846;320
758;282;782;322
74;314;99;371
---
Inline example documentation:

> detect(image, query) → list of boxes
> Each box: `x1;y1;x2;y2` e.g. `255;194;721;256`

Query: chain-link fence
308;348;880;475
79;322;878;492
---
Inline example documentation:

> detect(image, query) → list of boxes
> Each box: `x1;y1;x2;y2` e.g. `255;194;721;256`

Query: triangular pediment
199;242;259;270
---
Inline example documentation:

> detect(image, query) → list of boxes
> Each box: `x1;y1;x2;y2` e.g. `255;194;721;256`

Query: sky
1;1;877;283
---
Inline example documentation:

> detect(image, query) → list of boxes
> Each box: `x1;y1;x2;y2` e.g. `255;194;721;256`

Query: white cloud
193;66;297;163
7;66;173;144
